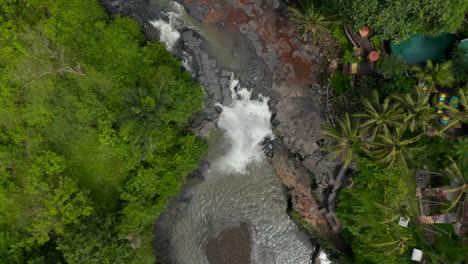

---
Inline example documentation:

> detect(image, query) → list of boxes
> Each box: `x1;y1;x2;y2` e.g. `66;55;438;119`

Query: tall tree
321;113;361;217
288;1;340;47
336;0;468;42
353;90;403;140
370;236;410;255
320;113;360;166
441;158;467;212
410;60;455;89
391;88;434;133
367;127;421;169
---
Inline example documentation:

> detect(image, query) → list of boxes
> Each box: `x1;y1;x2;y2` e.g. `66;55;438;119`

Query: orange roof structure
359;26;370;37
368;51;380;61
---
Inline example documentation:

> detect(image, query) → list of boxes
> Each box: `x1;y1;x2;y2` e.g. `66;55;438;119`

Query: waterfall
149;2;315;264
149;16;180;50
215;74;274;173
149;4;181;51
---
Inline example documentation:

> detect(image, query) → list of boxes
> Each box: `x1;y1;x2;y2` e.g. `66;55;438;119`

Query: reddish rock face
267;142;332;233
183;0;319;86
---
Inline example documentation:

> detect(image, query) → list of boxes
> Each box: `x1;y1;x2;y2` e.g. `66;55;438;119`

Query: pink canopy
368;51;380;61
359;26;370;37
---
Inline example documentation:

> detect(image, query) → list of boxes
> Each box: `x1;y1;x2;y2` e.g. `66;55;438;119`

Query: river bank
98;0;344;262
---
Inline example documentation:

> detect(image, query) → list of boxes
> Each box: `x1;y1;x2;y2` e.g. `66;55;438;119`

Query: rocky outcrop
178;0;339;204
266;139;331;232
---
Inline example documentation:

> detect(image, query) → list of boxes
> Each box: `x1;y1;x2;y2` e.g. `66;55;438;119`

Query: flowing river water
150;1;315;263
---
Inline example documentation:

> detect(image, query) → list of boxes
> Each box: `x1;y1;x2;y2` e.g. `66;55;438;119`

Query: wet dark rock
185;2;210;22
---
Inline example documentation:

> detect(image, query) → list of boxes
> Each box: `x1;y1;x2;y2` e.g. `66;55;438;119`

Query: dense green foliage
335;0;468;42
0;0;207;262
378;55;407;79
329;24;360;64
338;159;414;264
334;74;415;113
411;60;455;89
322;35;466;264
320;113;360;166
451;45;468;86
305;1;468;263
330;71;351;95
328;85;467;263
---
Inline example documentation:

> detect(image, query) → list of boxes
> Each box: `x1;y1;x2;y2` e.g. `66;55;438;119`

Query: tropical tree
320;113;360;166
378;55;407;79
410;60;455;88
367;127;421;169
353;90;404;140
373;201;410;225
288;1;340;46
370;236;410;255
321;113;361;215
437;87;467;134
336;0;467;42
391;88;434;133
441;158;467;212
451;45;468;86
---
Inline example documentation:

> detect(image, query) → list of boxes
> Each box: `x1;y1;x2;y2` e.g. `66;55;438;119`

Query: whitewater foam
215;74;273;173
149;12;180;50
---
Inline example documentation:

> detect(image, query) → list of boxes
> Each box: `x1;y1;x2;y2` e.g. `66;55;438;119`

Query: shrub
377;55;407;79
331;71;352;95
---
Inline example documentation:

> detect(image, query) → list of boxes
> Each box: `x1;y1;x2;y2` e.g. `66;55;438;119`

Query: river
150;1;315;263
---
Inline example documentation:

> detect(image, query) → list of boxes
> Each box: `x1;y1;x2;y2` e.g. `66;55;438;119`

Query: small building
411;248;423;262
342;61;375;75
415;170;466;236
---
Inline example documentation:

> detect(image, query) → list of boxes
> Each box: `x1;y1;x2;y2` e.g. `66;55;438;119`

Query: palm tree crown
441;158;467;212
391;88;434;133
410;60;455;88
288;2;339;45
320;113;360;166
367;127;421;169
354;90;404;140
378;55;407;79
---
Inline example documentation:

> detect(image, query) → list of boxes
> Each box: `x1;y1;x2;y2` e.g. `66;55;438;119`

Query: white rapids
214;75;274;173
148;1;315;263
149;3;182;50
169;75;314;264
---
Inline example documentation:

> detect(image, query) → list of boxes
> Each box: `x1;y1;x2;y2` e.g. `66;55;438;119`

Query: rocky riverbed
99;0;343;263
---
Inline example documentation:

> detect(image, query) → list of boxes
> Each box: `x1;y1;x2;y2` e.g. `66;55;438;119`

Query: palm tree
370;236;410;255
437;87;467;134
353;90;404;140
367;127;421;169
321;113;361;216
288;1;340;47
391;88;435;133
410;60;455;88
373;201;410;225
320;113;360;166
441;157;467;212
